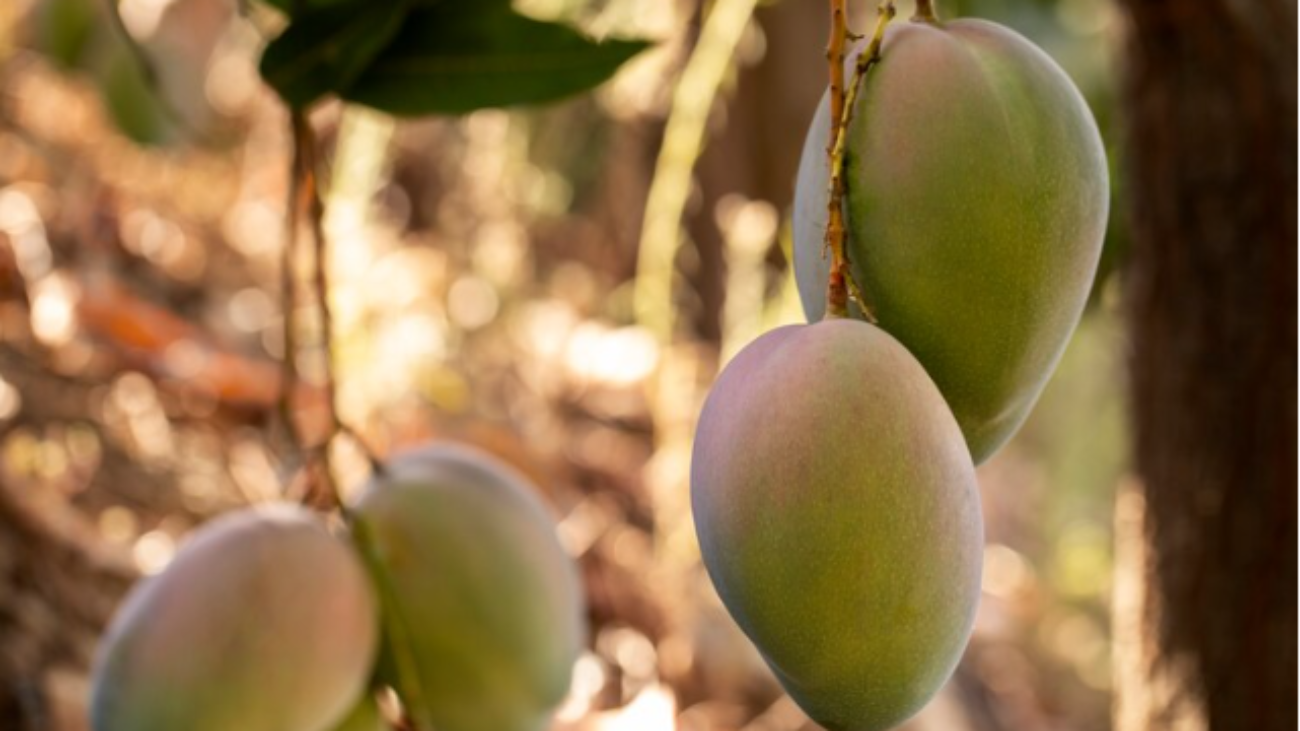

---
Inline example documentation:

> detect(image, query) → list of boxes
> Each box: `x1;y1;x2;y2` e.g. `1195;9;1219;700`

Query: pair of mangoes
693;13;1107;731
90;444;585;731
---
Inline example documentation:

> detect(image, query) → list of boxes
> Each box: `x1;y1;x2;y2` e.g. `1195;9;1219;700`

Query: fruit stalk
913;0;938;22
824;2;894;321
822;0;851;318
286;115;386;509
289;113;348;510
280;113;307;453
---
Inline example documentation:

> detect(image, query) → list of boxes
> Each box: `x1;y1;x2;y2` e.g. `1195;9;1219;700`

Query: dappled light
0;0;1292;730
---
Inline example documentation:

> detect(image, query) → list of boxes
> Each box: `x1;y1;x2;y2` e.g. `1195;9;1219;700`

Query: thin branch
632;0;762;345
338;422;387;477
287;113;387;510
823;1;894;322
279;122;306;456
288;112;347;511
822;0;851;318
298;120;336;438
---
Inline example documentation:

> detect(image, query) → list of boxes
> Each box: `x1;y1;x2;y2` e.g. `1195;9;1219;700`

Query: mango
793;18;1109;464
352;444;585;731
90;505;379;731
691;320;983;731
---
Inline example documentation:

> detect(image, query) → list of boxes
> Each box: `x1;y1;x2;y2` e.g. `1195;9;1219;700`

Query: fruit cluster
90;444;585;731
691;10;1107;731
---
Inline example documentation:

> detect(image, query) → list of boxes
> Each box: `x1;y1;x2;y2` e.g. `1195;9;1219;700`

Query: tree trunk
1119;1;1297;729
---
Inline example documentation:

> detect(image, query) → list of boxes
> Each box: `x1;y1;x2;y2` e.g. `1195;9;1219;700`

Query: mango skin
692;320;983;731
90;505;379;731
353;444;585;731
793;19;1109;464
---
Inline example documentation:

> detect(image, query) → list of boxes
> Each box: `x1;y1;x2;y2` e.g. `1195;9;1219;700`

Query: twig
338;422;387;477
823;1;894;321
279;120;306;455
845;269;873;319
287;113;387;510
822;0;852;318
287;112;348;511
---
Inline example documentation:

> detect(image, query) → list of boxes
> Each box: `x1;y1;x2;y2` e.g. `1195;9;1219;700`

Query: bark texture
1120;1;1297;729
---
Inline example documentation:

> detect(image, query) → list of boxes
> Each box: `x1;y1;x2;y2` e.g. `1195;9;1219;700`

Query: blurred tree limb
633;0;760;345
1118;0;1297;729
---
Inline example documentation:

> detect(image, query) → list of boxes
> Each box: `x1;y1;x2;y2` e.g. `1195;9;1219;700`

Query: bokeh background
0;0;1291;729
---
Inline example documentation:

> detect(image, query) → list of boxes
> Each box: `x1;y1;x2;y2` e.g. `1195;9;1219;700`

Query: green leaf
257;0;370;19
258;2;410;110
257;0;490;21
100;42;170;145
342;4;652;116
36;0;99;69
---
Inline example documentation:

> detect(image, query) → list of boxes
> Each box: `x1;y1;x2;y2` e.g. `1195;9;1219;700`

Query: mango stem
822;1;894;322
286;115;386;511
823;0;852;319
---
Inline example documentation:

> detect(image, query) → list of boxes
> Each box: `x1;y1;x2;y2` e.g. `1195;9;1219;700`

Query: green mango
91;505;379;731
352;444;585;731
793;18;1109;464
691;319;983;731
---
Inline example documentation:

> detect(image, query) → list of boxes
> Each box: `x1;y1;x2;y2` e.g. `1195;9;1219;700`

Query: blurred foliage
2;0;1129;729
35;0;96;68
33;0;181;144
99;44;170;145
257;0;408;110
